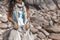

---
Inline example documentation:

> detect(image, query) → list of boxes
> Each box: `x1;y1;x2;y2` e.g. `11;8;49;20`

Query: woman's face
16;0;22;3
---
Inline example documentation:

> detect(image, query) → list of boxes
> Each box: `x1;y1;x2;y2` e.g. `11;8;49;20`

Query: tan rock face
29;8;60;40
49;33;60;40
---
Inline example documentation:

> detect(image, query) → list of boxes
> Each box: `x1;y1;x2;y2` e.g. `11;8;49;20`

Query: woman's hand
25;22;29;30
14;22;18;30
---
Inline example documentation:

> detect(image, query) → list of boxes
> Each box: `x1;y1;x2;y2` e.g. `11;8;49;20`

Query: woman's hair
8;0;16;17
8;0;29;18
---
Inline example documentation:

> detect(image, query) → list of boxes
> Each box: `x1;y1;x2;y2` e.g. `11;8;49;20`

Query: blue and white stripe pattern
13;7;26;27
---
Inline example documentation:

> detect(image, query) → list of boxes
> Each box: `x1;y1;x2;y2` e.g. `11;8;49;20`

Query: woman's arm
25;6;30;30
8;13;18;30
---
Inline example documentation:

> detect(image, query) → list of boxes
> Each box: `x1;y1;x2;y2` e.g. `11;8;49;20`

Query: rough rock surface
0;0;60;40
49;33;60;40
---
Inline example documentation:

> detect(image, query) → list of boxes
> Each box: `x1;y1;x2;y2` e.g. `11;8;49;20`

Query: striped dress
12;2;27;31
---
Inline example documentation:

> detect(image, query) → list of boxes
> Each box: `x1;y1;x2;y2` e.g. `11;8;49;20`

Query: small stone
7;22;13;28
41;39;44;40
35;26;42;30
48;39;52;40
51;13;58;22
38;28;50;36
49;20;54;26
0;30;2;35
37;32;46;39
40;0;49;10
30;27;38;33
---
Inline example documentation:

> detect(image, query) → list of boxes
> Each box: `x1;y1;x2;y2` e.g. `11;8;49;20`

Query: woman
8;0;29;30
8;0;30;40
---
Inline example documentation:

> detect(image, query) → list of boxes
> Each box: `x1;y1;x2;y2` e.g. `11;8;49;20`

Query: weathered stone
35;37;40;40
30;27;38;33
57;10;60;16
0;23;8;29
38;28;50;36
45;24;60;33
49;33;60;40
25;0;60;11
37;32;46;39
0;36;3;40
0;14;3;17
40;0;49;10
57;0;60;8
0;13;8;22
44;38;52;40
33;34;38;40
49;20;54;26
52;16;57;22
35;26;42;30
44;0;57;10
26;0;40;5
0;29;6;35
41;39;52;40
44;14;51;21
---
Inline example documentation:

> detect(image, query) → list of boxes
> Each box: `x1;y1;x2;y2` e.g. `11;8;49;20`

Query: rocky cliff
0;0;60;40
